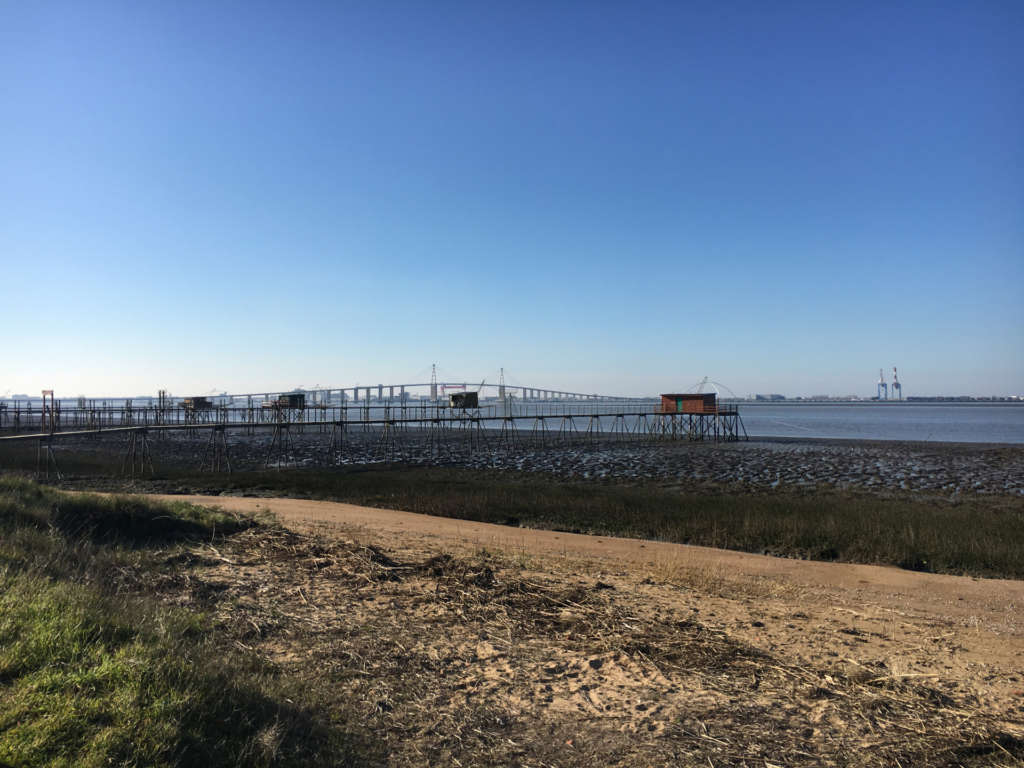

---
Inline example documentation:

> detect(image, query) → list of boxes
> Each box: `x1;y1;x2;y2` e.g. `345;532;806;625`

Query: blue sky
2;1;1021;398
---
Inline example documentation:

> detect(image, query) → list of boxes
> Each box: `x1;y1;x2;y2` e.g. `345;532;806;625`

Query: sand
157;493;1024;743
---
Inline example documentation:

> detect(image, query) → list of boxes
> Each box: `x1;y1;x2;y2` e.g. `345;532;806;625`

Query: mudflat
40;431;1024;495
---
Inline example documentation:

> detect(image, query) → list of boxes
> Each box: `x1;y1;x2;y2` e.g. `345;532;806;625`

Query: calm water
510;401;1024;444
737;403;1024;444
501;402;1024;444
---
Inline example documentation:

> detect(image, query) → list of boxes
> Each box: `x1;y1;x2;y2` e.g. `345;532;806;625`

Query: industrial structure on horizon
876;368;903;401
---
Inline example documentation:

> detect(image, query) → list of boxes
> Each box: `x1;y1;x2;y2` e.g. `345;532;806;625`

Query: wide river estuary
736;403;1024;444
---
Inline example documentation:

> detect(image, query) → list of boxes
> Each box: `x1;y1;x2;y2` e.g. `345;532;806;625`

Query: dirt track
160;494;1024;725
160;494;1024;623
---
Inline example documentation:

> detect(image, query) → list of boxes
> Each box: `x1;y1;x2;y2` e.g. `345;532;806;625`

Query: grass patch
0;476;360;767
159;465;1024;579
0;576;345;768
0;475;252;546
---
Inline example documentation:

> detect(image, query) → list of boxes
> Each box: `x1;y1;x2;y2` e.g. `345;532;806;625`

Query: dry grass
149;521;1024;767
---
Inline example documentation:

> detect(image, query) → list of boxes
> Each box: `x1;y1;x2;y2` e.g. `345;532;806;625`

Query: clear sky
2;1;1021;398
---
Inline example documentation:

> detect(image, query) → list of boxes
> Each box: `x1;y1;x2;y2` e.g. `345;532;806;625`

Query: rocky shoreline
53;428;1024;497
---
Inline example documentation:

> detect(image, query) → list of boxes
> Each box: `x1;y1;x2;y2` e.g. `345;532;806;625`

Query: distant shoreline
742;434;1024;450
730;400;1024;406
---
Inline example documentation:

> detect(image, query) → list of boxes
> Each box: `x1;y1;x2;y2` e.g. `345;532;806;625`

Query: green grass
1;476;252;545
164;465;1024;579
0;476;360;767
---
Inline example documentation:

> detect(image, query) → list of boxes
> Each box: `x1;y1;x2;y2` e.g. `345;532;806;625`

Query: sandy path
152;493;1024;723
158;493;1024;624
